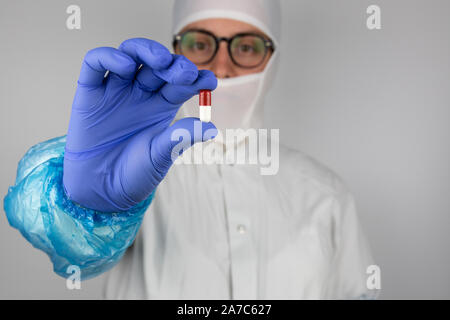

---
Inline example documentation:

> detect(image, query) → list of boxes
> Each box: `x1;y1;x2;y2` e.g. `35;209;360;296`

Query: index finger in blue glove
135;55;200;92
152;55;199;86
159;70;217;105
78;47;138;87
118;38;173;71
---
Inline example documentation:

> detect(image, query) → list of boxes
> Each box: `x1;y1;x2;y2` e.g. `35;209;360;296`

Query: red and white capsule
199;89;211;122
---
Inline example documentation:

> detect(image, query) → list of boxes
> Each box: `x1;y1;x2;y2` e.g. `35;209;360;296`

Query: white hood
172;0;281;47
172;0;281;134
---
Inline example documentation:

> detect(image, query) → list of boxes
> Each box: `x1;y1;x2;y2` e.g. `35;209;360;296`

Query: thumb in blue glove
63;38;218;212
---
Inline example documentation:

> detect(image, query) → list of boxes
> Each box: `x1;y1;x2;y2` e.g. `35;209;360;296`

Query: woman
4;0;376;299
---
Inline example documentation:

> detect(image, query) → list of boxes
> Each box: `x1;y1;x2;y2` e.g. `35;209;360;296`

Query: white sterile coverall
104;0;377;299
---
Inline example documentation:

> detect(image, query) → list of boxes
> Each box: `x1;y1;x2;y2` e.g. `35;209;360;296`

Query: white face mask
180;72;265;135
179;48;279;133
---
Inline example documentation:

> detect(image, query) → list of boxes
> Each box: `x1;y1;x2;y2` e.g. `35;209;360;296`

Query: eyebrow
180;28;269;40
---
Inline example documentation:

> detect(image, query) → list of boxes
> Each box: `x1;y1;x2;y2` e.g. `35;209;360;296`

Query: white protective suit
104;0;377;299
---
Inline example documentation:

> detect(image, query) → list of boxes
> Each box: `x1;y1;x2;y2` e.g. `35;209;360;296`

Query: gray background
0;0;449;299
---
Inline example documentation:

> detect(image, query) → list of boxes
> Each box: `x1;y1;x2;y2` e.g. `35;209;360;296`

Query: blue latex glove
64;38;218;212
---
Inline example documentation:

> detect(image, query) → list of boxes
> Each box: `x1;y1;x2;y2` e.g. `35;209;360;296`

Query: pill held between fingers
199;89;211;123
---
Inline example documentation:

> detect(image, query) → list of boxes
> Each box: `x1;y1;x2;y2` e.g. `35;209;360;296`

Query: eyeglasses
173;29;275;69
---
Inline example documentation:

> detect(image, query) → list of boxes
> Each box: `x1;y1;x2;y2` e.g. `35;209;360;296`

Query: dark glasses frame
172;28;275;69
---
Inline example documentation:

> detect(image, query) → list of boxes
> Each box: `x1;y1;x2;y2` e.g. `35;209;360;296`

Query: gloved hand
63;38;217;212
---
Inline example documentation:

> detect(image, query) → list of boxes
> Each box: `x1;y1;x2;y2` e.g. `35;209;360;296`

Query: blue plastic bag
3;136;154;280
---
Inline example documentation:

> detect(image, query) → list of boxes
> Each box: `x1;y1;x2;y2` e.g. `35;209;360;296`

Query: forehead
179;18;268;38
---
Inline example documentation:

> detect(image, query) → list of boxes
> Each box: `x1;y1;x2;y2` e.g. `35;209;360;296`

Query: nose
209;42;235;79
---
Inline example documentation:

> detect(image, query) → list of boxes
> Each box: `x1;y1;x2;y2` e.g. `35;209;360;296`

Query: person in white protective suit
103;0;377;299
3;0;378;300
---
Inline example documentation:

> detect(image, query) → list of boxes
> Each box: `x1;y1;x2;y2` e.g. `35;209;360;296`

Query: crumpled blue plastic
3;135;154;280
